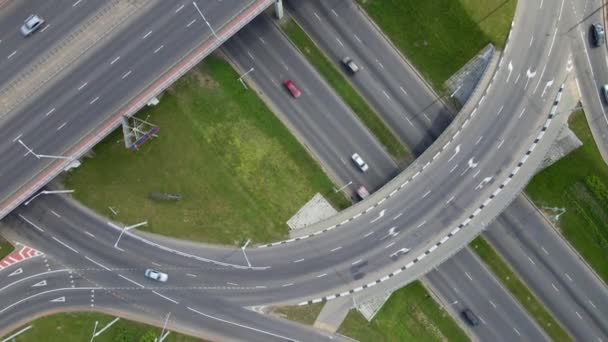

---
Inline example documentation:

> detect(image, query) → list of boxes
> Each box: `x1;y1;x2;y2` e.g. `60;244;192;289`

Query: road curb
522;192;608;288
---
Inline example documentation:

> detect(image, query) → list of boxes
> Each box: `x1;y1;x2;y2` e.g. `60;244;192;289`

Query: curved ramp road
0;0;571;303
0;0;597;340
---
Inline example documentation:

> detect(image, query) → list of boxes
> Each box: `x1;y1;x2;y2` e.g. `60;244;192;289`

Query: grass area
0;235;13;260
281;19;410;164
273;303;324;326
338;281;469;342
527;110;608;283
65;55;349;246
358;0;516;89
471;237;571;341
2;312;204;342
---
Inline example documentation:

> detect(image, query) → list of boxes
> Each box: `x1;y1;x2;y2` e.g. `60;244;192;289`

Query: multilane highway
223;12;545;339
284;0;608;339
0;0;602;341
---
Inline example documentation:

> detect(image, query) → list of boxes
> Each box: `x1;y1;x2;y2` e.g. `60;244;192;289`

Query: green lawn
527;110;608;283
65;55;349;246
273;303;324;326
281;19;410;164
471;237;571;341
0;236;13;260
358;0;516;89
338;281;469;342
2;312;204;342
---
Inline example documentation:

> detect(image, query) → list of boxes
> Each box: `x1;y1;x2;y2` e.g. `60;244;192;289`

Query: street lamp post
24;189;74;206
237;67;255;90
18;139;74;161
192;2;218;39
112;221;148;250
241;239;252;268
334;181;352;193
89;321;99;342
158;312;171;342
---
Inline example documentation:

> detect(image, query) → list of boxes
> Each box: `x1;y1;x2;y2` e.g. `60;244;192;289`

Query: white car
351;153;369;172
341;57;360;74
21;15;44;37
144;269;168;282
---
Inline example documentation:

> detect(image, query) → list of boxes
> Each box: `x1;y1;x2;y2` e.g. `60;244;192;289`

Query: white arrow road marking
506;61;513;82
32;280;47;287
8;268;23;277
475;177;494;190
370;209;386;224
541;79;554;98
390;248;410;258
525;68;537;88
50;296;65;303
448;144;461;162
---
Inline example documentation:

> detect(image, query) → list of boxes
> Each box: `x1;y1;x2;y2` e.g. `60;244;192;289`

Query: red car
283;80;301;98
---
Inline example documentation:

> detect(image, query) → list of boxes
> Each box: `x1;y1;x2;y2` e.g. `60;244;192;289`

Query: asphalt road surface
426;248;548;342
0;0;601;340
223;10;547;340
285;1;608;340
486;196;608;341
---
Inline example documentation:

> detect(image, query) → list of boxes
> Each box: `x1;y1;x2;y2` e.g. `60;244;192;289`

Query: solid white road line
152;290;179;304
118;274;144;288
52;237;79;254
0;287;99;314
187;306;299;342
18;214;44;232
0;270;69;293
85;256;111;271
0;325;32;342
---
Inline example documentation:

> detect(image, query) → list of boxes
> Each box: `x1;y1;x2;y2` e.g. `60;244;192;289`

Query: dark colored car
283;80;301;98
462;308;480;326
591;23;605;47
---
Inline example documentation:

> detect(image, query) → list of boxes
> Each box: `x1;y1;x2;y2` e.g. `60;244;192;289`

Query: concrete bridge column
275;0;283;19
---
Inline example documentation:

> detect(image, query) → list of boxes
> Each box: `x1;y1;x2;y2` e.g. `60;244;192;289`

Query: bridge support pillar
275;0;284;19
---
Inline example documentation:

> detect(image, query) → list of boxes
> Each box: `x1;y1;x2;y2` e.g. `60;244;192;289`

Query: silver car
21;15;44;37
351;153;369;172
342;57;360;74
144;269;168;282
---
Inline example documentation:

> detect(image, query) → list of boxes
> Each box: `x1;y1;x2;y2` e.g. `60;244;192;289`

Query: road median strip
471;237;571;341
280;18;410;163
